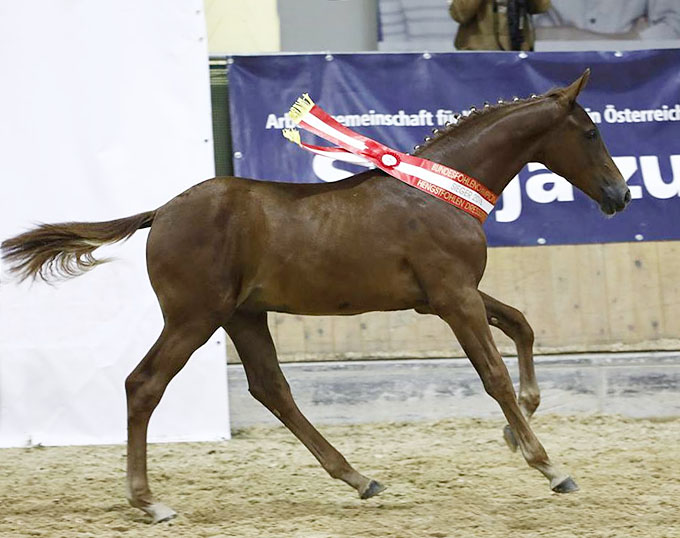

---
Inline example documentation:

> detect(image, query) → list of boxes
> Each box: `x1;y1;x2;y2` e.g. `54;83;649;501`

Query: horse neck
417;98;563;195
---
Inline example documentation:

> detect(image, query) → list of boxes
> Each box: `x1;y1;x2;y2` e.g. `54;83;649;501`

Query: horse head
537;69;631;215
417;69;631;217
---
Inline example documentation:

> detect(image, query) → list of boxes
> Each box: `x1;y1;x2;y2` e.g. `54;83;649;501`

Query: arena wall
205;6;680;365
227;240;680;362
204;0;280;54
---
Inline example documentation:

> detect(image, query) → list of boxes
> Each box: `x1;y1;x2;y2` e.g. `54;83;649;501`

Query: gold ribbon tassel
288;93;315;123
282;128;301;146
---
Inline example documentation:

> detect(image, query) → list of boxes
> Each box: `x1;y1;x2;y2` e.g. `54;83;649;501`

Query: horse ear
560;68;590;107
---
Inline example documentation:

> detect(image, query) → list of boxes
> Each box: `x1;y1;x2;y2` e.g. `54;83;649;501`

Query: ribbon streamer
282;94;497;222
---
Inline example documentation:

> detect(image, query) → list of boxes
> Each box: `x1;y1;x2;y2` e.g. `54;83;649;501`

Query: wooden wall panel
226;241;680;363
658;242;680;338
575;244;610;346
549;246;584;342
603;243;638;343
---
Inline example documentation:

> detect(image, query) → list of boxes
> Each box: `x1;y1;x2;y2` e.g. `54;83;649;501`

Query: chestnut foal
2;70;630;522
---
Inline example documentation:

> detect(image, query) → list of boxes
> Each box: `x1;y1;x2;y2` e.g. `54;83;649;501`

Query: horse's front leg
224;310;385;499
480;291;539;452
432;286;578;493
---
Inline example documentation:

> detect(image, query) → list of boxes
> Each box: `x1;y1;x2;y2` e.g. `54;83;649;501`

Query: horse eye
585;129;598;140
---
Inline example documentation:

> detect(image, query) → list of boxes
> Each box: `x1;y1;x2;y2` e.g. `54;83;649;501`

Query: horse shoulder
408;210;489;290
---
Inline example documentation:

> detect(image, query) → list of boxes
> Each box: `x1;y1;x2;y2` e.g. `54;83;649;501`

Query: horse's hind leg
225;310;385;499
480;291;539;452
125;317;219;523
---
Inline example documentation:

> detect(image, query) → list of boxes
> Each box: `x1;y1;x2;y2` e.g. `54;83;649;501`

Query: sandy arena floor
1;415;679;537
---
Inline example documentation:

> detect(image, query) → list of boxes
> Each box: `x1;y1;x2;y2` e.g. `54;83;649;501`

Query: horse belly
241;254;426;315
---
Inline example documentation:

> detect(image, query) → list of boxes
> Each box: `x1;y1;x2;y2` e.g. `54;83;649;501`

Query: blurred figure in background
378;0;459;51
535;0;680;41
449;0;552;50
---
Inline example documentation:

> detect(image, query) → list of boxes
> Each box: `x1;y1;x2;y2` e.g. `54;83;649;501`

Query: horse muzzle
600;184;631;215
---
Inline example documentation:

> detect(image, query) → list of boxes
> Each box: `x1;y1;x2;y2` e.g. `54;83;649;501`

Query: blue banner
228;50;680;246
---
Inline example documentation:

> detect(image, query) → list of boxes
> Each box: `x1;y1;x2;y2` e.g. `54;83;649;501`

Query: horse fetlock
127;488;177;524
324;459;355;481
518;391;541;416
524;452;553;472
125;477;156;503
126;487;153;509
527;457;576;491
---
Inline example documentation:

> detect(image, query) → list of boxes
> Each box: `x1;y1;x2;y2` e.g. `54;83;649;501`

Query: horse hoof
551;476;579;494
145;503;178;524
502;425;518;452
360;480;386;500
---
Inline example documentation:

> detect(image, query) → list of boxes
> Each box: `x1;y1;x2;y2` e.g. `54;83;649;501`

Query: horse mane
412;90;557;156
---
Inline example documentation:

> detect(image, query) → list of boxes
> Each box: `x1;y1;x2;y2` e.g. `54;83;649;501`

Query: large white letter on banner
525;163;574;204
640;155;680;198
494;176;522;223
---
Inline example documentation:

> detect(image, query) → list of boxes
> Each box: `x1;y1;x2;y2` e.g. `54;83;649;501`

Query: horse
1;69;631;523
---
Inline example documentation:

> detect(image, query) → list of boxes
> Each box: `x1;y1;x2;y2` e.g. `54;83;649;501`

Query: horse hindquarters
125;184;242;522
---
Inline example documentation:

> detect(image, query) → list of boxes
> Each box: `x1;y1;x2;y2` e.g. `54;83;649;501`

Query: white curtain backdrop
0;0;230;446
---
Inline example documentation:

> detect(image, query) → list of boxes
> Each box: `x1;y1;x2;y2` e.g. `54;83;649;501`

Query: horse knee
489;304;534;343
481;367;515;402
515;315;534;346
504;309;534;346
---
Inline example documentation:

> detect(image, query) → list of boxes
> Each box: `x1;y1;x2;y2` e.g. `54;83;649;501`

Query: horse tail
1;210;156;282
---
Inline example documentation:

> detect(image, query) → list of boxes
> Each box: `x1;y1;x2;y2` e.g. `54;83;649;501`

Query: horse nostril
624;189;632;204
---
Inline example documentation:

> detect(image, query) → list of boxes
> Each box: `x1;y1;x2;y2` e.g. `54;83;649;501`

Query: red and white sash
282;94;497;223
